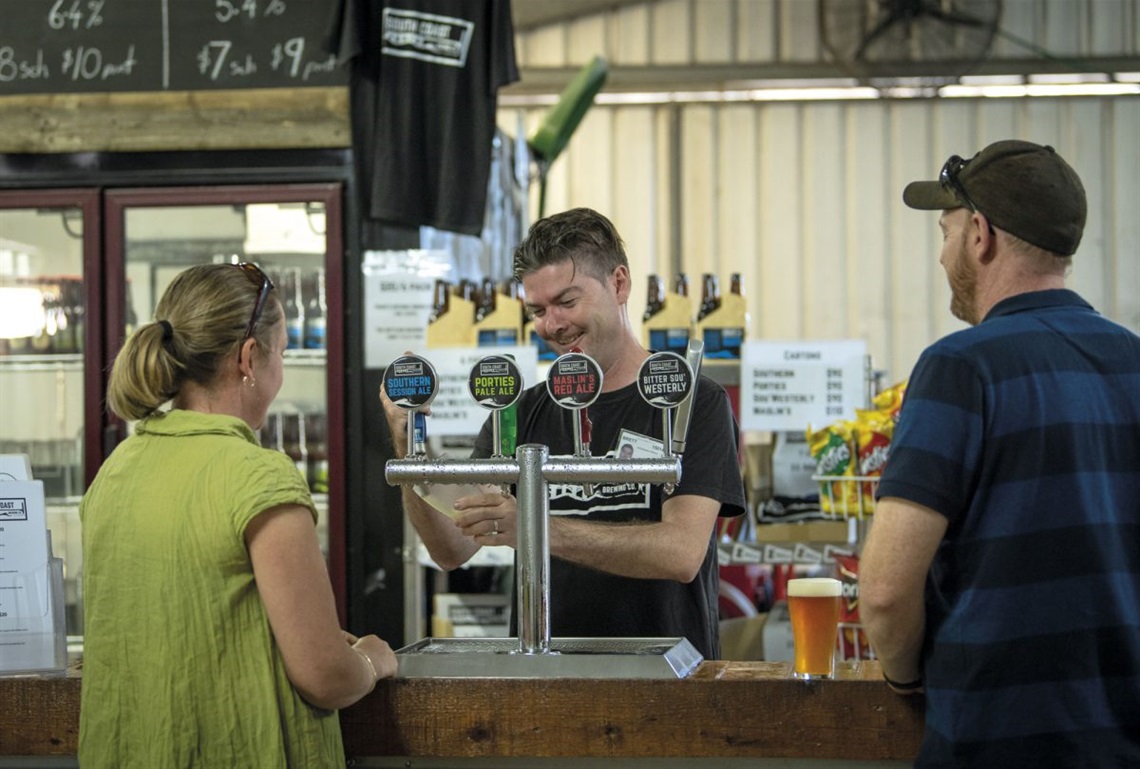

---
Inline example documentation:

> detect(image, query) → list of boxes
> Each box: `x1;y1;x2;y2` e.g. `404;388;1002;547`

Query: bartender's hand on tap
452;490;517;544
379;383;429;459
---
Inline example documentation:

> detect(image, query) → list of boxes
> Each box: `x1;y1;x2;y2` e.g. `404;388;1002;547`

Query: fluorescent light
500;74;1140;107
941;82;1140;98
0;287;45;339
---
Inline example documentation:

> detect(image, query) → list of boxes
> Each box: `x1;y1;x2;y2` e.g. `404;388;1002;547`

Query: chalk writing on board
0;0;346;95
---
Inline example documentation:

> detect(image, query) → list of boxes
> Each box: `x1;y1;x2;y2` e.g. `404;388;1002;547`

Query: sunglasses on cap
940;155;995;233
939;155;985;213
235;262;274;361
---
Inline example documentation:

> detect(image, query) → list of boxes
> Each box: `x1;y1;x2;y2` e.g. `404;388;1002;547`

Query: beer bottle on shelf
474;276;496;324
642;274;664;323
306;411;329;494
673;272;689;299
284;268;305;350
124;278;139;341
31;279;56;354
428;278;477;347
303;267;327;350
67;277;85;354
7;278;32;354
282;410;308;480
428;279;450;324
697;273;721;321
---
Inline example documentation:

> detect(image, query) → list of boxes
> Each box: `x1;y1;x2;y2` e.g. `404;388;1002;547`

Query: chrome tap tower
383;342;707;678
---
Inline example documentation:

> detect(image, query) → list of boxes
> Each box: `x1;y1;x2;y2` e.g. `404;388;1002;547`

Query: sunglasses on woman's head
235;262;274;361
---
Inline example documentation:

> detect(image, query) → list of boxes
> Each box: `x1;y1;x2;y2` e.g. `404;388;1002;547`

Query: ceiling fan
819;0;1003;93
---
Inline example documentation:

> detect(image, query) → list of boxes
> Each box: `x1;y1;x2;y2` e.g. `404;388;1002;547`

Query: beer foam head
787;577;842;597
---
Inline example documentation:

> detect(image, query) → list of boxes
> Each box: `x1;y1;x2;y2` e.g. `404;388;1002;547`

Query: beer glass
787;577;842;680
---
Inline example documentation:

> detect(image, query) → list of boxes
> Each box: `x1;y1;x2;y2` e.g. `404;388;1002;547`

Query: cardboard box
431;593;510;638
804;520;850;542
718;614;768;660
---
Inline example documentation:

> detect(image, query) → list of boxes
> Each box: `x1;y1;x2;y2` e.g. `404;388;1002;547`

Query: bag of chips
807;420;859;515
834;552;873;660
854;408;894;515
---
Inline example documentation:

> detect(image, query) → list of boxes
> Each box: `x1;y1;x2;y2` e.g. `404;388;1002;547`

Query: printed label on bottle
649;328;690;355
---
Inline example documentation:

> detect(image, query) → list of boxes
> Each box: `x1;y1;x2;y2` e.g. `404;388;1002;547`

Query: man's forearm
400;484;479;570
861;595;925;686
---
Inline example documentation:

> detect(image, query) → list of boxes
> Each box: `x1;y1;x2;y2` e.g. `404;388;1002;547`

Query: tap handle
671;339;704;455
468;354;524;457
547;349;603;495
636;350;696;494
382;353;438;459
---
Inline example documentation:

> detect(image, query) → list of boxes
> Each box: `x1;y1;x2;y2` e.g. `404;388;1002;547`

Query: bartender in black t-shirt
381;208;746;659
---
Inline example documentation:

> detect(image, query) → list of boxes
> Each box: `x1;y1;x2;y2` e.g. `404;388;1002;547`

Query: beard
947;240;979;325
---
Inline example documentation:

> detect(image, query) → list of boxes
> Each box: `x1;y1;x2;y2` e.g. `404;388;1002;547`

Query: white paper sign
0;479;57;674
421;346;539;437
740;340;868;431
361;250;451;370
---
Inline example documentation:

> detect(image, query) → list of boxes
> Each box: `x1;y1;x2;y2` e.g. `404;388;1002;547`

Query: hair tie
158;319;174;344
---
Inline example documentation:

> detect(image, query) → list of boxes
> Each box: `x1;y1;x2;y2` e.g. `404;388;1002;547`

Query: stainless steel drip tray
395;637;703;679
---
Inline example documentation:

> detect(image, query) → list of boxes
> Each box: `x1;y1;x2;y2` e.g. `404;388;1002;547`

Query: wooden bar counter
1;660;923;765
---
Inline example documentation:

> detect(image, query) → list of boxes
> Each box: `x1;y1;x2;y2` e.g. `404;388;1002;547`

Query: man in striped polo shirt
860;140;1140;768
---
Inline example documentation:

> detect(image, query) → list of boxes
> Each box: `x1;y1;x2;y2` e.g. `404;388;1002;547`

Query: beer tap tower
384;341;708;678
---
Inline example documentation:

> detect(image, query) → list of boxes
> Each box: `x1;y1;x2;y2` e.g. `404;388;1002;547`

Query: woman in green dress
79;263;396;768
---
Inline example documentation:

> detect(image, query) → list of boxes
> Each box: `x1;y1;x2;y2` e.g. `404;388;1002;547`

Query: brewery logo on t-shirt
381;8;473;67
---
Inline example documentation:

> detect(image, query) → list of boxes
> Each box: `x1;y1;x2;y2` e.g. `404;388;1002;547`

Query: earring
242;375;257;388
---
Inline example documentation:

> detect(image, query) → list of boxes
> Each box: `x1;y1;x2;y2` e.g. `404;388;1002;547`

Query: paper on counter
414;482;504;520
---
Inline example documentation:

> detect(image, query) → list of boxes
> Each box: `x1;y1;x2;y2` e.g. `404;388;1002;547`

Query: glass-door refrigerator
0;183;348;639
104;184;347;618
0;189;102;636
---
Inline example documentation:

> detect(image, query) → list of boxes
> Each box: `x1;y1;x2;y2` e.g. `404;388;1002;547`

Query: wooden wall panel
736;0;777;63
612;4;652;66
680;105;718;279
695;0;735;64
888;102;937;378
1061;100;1107;313
757;104;805;339
846;105;893;371
801;103;847;340
717;105;760;320
1109;98;1140;330
652;0;692;65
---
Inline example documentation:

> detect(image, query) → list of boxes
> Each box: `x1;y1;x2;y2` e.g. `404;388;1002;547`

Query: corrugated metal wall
501;0;1140;383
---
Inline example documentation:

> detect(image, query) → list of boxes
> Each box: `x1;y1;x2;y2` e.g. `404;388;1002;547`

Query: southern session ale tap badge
383;354;438;458
383;354;439;410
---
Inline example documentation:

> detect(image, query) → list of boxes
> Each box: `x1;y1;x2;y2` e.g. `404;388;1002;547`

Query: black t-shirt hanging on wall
326;0;519;236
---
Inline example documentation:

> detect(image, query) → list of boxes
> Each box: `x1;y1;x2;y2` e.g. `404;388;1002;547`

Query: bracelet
882;673;924;691
353;645;378;691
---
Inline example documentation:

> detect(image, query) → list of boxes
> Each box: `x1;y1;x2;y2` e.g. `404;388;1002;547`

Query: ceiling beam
502;57;1140;95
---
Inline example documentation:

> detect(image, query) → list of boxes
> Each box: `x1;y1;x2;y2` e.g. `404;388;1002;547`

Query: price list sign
0;0;346;95
739;340;868;431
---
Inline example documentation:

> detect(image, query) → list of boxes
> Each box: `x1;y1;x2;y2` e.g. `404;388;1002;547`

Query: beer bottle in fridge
303;268;327;350
284;268;304;350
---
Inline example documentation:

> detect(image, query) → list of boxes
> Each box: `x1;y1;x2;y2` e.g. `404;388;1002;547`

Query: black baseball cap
903;140;1087;256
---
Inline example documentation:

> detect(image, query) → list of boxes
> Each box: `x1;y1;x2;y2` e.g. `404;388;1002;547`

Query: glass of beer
787;577;842;680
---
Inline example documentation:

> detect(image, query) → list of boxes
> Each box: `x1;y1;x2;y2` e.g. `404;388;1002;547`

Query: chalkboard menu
0;0;347;95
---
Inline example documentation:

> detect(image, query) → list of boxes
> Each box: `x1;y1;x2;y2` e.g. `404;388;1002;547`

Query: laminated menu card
0;477;61;674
